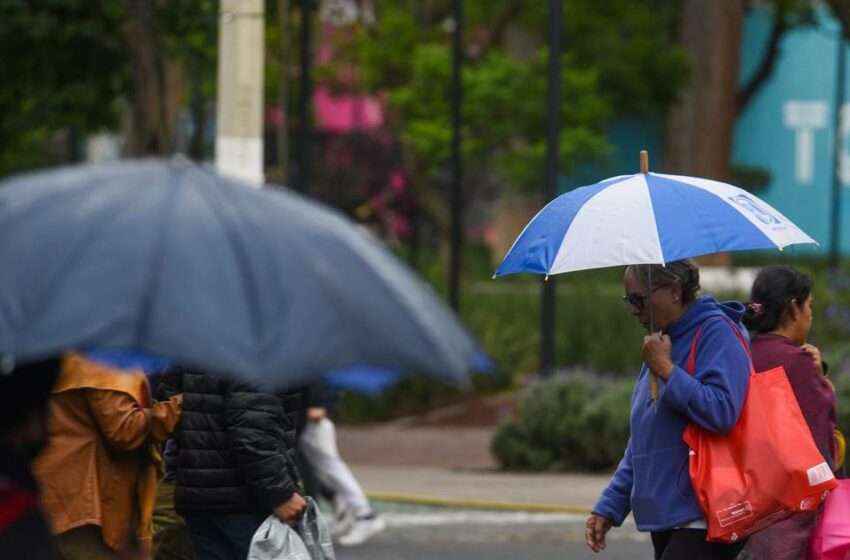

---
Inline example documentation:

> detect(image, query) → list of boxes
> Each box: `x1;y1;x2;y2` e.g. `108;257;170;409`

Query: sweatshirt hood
667;295;746;339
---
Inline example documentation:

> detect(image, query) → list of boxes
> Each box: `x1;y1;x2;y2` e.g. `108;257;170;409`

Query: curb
366;491;592;514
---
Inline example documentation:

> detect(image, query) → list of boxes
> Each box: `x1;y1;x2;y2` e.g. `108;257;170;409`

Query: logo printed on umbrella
728;194;781;226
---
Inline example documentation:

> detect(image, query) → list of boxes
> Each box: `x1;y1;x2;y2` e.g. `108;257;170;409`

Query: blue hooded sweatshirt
592;295;751;532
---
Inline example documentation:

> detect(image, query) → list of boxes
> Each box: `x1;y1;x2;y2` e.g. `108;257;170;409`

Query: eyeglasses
622;293;649;312
622;287;665;313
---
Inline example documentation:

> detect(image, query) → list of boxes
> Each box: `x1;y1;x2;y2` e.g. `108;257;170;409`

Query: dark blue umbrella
0;159;479;389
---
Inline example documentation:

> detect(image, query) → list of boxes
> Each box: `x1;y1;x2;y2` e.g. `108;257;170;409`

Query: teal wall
574;8;850;255
733;8;849;254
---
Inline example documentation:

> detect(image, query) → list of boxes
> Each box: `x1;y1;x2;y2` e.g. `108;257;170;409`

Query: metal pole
298;0;313;193
277;0;291;184
449;0;463;311
830;27;846;270
540;0;562;377
215;0;265;186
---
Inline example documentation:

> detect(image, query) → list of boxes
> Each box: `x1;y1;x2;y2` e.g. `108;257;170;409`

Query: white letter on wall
783;100;829;185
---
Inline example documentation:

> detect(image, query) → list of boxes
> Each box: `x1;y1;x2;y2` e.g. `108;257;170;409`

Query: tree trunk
120;0;178;156
664;0;744;266
663;0;744;181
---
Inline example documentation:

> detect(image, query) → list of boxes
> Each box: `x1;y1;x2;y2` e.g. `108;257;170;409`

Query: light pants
299;418;371;519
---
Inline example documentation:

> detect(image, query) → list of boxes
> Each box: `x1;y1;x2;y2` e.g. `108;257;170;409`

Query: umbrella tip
640;150;649;174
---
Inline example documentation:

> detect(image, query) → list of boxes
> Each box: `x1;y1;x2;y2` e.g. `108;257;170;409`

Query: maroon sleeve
783;348;838;466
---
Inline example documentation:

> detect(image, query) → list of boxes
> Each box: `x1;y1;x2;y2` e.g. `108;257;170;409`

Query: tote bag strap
686;317;753;376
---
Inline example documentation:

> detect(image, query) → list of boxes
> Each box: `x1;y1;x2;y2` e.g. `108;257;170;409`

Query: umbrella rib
193;175;267;362
134;170;181;347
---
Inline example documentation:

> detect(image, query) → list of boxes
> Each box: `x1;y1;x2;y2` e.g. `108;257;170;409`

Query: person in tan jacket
33;352;182;559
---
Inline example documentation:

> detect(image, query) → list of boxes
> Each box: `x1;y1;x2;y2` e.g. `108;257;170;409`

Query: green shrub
338;246;850;424
491;374;633;471
579;381;634;469
462;274;646;378
490;420;554;471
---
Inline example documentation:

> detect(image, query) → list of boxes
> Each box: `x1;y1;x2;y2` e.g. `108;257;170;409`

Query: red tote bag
682;320;838;543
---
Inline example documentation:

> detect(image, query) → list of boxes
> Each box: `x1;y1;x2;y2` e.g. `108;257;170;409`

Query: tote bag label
716;502;754;527
807;462;835;487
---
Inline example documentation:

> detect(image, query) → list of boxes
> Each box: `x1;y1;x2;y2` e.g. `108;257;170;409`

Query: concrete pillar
216;0;265;186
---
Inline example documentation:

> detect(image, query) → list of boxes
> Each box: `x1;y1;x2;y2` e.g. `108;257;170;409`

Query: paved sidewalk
337;424;612;511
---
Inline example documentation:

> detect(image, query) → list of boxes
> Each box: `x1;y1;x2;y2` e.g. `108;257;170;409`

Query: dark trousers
185;512;268;560
651;529;746;560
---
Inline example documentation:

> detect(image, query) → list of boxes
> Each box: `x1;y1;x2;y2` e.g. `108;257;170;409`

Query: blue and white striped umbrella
495;172;818;277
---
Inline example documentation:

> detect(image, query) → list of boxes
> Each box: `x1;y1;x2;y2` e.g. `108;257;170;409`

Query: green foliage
730;164;771;194
320;0;688;195
491;374;633;471
458;278;645;377
336;376;464;424
157;0;218;95
342;248;850;424
0;0;219;176
386;44;611;190
524;0;691;117
0;0;128;175
834;374;850;439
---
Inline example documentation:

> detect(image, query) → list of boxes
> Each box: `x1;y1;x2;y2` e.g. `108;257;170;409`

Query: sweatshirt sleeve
592;439;634;526
784;348;837;466
662;321;750;434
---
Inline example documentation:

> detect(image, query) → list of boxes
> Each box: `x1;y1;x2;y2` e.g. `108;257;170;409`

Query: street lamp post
830;26;847;271
449;0;463;311
297;0;314;193
541;0;562;377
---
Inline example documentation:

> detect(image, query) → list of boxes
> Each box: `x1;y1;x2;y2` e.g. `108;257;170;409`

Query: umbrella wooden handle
640;150;649;173
650;372;659;401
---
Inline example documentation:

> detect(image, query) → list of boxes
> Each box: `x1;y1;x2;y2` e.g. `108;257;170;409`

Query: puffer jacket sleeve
224;382;296;510
592;438;634;526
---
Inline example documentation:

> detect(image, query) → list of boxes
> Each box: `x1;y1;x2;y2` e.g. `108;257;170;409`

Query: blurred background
5;0;850;480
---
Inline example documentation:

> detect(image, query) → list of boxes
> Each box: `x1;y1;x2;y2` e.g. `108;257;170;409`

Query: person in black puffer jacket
173;371;306;560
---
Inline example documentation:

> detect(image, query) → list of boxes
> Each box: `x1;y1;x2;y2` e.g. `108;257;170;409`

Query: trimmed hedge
491;374;632;471
494;367;850;473
338;248;850;426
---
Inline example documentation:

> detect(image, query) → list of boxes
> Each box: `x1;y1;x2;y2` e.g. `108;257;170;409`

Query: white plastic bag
297;497;336;560
248;497;336;560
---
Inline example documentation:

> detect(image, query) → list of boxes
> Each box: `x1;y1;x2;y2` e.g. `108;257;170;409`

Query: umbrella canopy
495;172;817;277
0;158;479;389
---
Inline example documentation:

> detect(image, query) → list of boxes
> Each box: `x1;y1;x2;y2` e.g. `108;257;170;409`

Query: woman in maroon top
741;264;837;560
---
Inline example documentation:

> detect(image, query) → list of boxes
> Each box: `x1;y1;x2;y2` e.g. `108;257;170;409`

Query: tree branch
736;17;787;114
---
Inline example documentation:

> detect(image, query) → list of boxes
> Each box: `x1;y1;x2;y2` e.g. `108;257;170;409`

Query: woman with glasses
738;265;836;560
585;259;751;560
